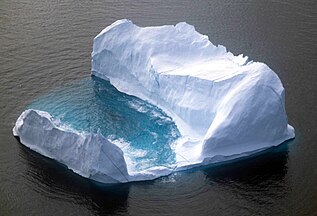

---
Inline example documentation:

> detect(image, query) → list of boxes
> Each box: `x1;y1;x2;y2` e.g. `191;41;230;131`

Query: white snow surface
13;19;295;183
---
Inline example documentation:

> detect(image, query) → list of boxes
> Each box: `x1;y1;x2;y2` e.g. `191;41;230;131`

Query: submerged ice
13;19;295;183
24;77;180;173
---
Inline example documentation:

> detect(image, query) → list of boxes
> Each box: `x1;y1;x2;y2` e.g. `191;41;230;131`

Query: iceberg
13;19;295;183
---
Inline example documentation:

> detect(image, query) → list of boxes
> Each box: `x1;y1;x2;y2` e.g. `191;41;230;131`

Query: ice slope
92;19;295;168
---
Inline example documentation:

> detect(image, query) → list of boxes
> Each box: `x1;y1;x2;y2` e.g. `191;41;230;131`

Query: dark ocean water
0;0;316;215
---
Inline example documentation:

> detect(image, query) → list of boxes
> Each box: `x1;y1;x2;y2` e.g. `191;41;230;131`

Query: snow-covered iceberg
92;19;295;167
13;19;295;183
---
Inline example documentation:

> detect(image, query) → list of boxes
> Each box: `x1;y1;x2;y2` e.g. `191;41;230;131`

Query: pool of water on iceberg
28;76;180;172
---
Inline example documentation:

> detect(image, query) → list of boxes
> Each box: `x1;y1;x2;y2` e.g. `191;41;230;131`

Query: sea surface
1;0;316;215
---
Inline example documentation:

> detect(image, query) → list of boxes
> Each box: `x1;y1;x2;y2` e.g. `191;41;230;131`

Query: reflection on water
204;142;290;183
125;142;291;216
18;137;291;216
201;143;290;215
19;144;130;215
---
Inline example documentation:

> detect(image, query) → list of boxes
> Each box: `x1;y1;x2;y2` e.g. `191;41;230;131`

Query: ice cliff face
13;19;295;184
92;19;295;167
13;109;130;183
